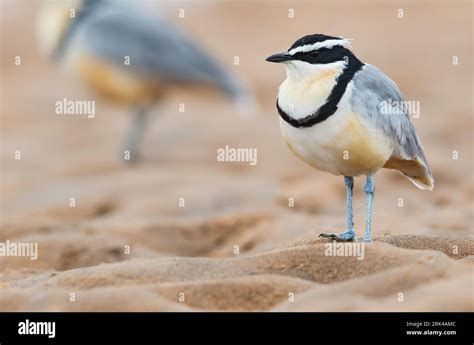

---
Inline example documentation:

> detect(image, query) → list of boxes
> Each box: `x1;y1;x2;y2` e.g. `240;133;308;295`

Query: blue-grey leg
363;174;375;242
320;176;356;241
122;106;149;164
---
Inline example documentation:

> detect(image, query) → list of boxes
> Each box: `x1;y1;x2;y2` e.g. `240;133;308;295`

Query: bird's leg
122;106;149;164
320;176;356;241
344;176;355;233
363;174;375;242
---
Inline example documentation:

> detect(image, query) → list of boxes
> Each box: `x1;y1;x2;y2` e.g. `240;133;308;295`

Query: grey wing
350;64;434;190
70;3;245;100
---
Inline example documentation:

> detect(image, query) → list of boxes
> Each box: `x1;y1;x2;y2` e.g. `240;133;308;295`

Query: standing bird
37;0;252;162
266;34;434;242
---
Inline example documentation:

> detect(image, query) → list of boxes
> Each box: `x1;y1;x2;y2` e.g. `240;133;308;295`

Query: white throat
283;60;347;81
277;60;348;120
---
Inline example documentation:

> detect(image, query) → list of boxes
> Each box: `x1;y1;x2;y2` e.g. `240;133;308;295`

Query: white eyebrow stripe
288;39;353;55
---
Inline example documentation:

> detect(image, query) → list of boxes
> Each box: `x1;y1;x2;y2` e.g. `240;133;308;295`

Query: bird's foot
319;230;356;242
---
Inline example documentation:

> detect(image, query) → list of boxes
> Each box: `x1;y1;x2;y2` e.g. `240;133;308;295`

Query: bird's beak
265;52;292;63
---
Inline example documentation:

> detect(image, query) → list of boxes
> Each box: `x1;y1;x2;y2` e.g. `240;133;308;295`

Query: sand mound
0;232;159;271
274;250;472;311
35;242;437;288
274;273;473;312
151;275;316;311
83;212;273;258
2;237;471;311
377;234;473;259
0;286;189;311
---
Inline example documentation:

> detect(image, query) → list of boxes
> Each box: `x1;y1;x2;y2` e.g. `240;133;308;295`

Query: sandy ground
0;0;473;311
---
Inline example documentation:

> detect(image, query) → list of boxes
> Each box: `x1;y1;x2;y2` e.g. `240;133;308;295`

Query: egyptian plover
37;0;252;163
266;34;434;242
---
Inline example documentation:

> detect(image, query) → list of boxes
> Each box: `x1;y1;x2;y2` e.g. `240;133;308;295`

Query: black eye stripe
288;47;334;58
289;46;349;64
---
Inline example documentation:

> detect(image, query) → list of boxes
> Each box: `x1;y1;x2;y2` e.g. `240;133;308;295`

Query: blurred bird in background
36;0;253;163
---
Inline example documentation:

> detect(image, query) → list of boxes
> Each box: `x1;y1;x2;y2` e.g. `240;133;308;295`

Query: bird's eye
310;51;320;57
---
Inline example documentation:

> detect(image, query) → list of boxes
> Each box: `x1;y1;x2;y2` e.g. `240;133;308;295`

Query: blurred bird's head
266;34;358;80
36;0;92;57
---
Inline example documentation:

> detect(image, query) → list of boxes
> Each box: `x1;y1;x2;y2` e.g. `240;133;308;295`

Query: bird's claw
319;230;356;242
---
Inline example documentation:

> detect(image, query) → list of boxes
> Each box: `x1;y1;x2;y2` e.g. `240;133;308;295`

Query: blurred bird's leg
320;176;356;241
363;174;375;242
122;105;150;164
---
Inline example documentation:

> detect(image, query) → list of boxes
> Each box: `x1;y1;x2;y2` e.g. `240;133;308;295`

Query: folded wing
350;64;434;190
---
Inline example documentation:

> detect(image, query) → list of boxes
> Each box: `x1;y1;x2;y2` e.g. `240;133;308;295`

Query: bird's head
266;34;357;80
36;0;100;58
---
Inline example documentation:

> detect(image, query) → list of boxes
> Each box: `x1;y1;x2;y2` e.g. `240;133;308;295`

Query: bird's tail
219;76;258;117
204;61;257;117
405;169;435;191
384;156;435;191
231;88;258;118
384;121;434;191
